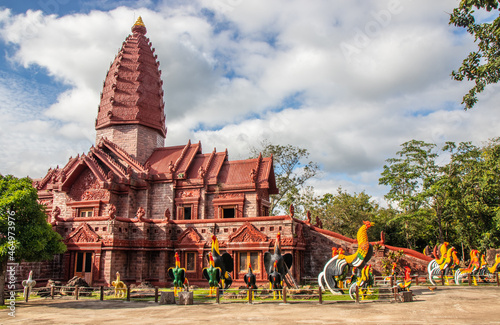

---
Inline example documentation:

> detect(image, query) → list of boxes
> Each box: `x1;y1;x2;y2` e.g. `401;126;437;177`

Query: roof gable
229;222;268;243
65;223;100;244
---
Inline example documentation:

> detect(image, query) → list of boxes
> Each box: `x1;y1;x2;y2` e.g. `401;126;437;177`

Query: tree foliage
379;140;439;248
379;138;500;252
306;188;379;239
450;0;500;109
0;175;66;305
250;140;319;216
250;139;500;256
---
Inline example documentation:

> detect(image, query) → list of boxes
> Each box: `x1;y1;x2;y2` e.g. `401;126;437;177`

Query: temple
27;18;431;287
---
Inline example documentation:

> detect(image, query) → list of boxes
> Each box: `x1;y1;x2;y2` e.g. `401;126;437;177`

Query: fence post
248;288;252;304
51;285;55;300
468;273;472;286
441;271;445;286
100;286;104;301
75;286;79;300
496;272;499;287
415;275;419;286
216;287;220;304
282;287;287;304
126;286;130;301
355;285;359;303
393;286;398;301
318;287;322;304
24;290;29;303
155;287;159;303
390;275;394;287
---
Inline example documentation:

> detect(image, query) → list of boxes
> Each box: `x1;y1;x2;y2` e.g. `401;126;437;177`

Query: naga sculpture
319;221;374;294
111;272;127;298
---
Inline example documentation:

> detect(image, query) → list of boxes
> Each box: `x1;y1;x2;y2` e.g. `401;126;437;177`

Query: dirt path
1;286;500;324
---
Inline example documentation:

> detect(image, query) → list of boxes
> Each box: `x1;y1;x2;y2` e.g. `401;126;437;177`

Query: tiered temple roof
95;16;166;137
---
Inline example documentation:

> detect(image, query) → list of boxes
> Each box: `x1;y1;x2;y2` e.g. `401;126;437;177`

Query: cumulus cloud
0;0;497;203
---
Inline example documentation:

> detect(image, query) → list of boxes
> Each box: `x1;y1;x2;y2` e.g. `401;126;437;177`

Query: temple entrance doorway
74;251;93;285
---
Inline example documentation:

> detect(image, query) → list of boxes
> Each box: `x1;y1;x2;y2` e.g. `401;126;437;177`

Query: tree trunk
0;257;7;306
435;201;444;243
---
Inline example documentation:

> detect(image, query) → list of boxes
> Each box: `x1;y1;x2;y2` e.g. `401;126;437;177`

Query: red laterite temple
27;18;431;287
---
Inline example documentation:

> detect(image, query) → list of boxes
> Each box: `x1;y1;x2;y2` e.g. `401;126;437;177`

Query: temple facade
28;18;431;287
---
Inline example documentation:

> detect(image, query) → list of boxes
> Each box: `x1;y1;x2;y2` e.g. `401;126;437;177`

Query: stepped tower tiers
95;17;166;164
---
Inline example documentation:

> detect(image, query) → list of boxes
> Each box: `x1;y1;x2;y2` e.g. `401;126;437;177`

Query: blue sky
0;0;499;205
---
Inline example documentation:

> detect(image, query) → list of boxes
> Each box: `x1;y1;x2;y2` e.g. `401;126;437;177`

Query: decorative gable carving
65;223;100;244
176;227;203;245
68;168;109;202
229;222;268;243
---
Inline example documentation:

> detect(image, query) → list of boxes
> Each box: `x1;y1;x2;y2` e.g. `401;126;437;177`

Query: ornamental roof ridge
100;137;146;172
83;154;107;183
91;146;127;178
173;139;191;171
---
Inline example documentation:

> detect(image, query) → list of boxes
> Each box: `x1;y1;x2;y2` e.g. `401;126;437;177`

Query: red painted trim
293;218;357;244
384;244;433;262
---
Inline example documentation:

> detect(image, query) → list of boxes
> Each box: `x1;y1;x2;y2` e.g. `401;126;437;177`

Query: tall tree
379;140;439;249
441;139;500;251
449;0;500;109
250;140;319;216
0;175;66;305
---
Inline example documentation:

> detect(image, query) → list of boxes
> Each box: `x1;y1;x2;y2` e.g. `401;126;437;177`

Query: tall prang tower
95;17;166;164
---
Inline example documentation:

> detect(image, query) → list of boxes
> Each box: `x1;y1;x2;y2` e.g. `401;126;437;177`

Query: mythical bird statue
320;221;374;294
22;271;36;299
168;252;188;296
243;262;257;300
202;252;221;297
427;243;459;285
209;234;234;290
264;232;295;288
454;249;480;285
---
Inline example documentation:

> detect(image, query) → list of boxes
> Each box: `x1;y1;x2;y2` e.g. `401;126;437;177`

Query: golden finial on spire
131;16;147;35
134;16;145;27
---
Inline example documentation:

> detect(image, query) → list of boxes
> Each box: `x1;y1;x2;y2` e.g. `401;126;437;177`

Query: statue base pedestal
159;292;176;304
401;290;413;302
178;291;193;305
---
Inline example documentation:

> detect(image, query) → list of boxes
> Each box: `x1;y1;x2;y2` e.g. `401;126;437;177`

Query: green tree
450;0;500;109
379;140;439;249
308;188;379;239
250;140;319;216
440;139;500;251
0;175;66;305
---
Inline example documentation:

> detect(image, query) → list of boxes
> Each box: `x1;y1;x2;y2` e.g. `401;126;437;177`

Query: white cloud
0;1;498;205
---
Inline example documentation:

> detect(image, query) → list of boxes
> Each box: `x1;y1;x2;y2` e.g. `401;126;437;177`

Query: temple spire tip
131;16;147;34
